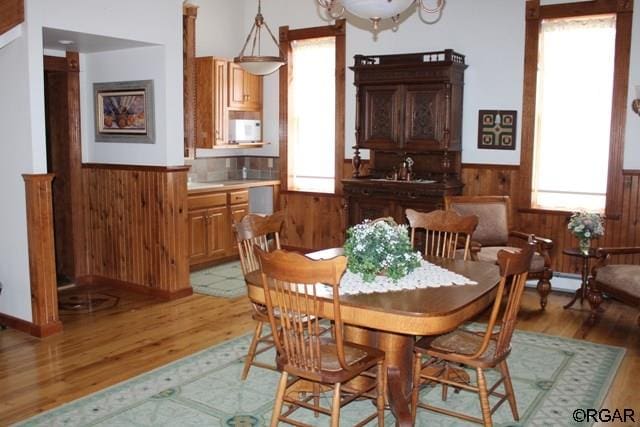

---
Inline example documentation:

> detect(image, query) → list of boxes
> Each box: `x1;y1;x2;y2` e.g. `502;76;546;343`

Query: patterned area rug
17;328;624;427
190;261;246;298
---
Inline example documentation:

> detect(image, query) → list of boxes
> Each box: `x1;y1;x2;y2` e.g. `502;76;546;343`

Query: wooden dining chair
256;248;386;427
233;211;285;380
405;208;479;261
411;243;534;427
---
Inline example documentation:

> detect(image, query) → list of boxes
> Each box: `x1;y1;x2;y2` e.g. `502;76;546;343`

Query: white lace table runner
336;259;478;295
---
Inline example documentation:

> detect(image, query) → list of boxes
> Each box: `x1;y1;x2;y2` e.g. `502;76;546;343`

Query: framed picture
477;110;517;150
94;80;155;143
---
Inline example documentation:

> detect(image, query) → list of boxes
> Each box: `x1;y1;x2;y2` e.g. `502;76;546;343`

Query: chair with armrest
256;248;386;427
587;246;640;326
405;209;479;261
444;195;554;309
233;211;285;380
411;243;535;426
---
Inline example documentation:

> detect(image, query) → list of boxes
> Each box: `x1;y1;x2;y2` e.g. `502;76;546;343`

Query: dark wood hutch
343;50;467;226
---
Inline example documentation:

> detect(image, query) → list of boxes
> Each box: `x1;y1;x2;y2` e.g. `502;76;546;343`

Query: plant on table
344;218;422;282
567;211;604;255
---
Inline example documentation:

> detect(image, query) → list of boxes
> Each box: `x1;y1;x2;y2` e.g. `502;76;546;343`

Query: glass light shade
234;56;285;76
341;0;415;20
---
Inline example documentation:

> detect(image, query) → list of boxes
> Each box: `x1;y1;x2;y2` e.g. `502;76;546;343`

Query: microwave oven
229;119;261;143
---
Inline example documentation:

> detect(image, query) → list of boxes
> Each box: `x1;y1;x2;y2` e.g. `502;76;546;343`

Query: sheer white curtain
532;15;616;212
288;36;336;193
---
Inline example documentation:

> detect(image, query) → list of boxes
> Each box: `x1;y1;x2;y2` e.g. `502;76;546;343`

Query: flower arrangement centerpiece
567;211;604;255
343;218;422;282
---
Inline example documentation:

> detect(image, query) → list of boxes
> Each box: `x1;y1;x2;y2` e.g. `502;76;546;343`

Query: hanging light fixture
234;0;285;76
317;0;445;30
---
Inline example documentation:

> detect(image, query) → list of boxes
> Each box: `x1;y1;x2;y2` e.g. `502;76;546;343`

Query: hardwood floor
0;285;637;425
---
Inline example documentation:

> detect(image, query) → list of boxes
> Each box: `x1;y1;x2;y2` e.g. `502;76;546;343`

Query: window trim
519;0;633;218
279;20;346;195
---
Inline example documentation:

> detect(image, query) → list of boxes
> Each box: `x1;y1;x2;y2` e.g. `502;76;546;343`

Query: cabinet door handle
408;193;418;199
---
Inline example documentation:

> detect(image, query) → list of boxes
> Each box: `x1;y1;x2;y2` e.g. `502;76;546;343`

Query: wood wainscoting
80;164;191;300
0;0;23;36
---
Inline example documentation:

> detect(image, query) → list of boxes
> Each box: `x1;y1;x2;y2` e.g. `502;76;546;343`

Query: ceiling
42;28;156;53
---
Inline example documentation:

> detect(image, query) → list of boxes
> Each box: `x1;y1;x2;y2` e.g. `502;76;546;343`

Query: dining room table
244;248;501;426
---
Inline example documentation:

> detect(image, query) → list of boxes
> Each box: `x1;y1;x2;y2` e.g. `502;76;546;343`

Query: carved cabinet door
360;85;402;149
403;84;447;149
348;196;396;226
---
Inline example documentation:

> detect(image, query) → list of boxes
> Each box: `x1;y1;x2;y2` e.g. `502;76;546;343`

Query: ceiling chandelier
234;0;285;76
317;0;445;30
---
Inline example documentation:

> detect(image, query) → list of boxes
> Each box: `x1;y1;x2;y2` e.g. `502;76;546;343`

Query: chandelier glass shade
234;0;285;76
317;0;444;29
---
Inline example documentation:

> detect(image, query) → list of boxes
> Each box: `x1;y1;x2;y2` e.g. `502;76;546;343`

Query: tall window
532;15;616;212
280;22;345;194
289;37;336;193
520;1;633;217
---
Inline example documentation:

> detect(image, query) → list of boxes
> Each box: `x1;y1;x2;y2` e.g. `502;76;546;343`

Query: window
531;15;616;212
279;22;345;194
520;1;633;217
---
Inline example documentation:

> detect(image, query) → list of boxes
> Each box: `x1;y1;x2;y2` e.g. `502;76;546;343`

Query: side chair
233;211;285;380
406;208;479;261
256;248;386;427
587;246;640;327
411;243;535;427
444;195;554;309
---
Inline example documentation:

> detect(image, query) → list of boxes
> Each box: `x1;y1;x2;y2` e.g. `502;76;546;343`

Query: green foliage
343;219;422;283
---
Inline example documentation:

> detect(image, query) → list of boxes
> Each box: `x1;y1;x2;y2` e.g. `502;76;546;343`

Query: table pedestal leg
344;325;413;427
564;256;590;310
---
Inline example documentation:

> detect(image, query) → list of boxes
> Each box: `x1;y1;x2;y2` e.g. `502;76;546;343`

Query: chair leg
331;382;341;427
499;360;519;421
441;363;449;401
241;320;264;380
271;371;288;427
313;382;320;418
536;272;552;310
587;286;603;326
376;360;385;425
411;353;422;424
476;368;493;427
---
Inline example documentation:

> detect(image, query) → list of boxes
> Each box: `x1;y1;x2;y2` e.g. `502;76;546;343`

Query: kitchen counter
187;179;280;194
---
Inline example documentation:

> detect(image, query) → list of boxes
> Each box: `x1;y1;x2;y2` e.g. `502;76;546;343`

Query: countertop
187;179;280;194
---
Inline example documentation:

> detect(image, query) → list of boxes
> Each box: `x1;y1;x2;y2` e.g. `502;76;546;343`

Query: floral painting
94;80;155;143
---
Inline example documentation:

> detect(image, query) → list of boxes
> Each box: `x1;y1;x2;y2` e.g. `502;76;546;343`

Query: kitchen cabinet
196;57;228;148
228;62;262;111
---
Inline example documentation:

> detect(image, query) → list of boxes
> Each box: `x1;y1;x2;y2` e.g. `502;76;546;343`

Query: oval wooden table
245;248;501;426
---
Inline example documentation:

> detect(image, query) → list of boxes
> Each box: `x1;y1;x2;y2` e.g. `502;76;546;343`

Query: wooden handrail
0;0;24;37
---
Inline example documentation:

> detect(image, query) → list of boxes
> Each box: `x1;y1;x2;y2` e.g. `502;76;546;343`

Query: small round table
562;247;598;309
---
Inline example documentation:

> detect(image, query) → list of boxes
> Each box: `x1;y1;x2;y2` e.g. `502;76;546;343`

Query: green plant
343;218;422;283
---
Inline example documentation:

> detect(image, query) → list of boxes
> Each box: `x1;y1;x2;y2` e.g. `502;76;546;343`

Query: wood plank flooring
0;285;637;425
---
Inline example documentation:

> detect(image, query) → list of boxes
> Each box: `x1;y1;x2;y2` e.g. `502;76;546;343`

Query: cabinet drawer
229;190;249;205
188;192;227;210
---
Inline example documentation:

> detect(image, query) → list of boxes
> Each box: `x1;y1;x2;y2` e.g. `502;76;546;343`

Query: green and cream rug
190;261;246;298
17;328;624;426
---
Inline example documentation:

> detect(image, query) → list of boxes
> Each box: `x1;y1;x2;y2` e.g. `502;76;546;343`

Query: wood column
183;3;198;159
22;174;63;338
0;0;23;36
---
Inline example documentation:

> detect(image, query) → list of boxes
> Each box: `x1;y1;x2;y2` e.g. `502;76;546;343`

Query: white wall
0;33;37;321
223;0;640;167
0;0;184;322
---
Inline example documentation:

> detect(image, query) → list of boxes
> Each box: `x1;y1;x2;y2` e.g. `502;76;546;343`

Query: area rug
190;261;246;298
17;328;624;427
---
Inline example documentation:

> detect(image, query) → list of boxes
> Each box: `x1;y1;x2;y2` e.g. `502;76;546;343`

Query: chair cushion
429;330;496;359
596;265;640;299
476;246;546;273
450;202;509;246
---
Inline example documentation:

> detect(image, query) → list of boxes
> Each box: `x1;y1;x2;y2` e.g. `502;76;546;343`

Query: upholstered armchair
587;247;640;326
444;195;554;309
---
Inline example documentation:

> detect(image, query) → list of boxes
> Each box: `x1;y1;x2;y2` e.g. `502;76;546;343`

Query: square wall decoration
477;110;517;150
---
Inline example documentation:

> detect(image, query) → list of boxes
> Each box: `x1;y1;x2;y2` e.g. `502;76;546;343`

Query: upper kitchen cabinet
196;57;228;148
228;62;262;111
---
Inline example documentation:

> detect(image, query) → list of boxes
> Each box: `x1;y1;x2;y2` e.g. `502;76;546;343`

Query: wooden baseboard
76;275;192;301
0;312;63;338
189;254;240;272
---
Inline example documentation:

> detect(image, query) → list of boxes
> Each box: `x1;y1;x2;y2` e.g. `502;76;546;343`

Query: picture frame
94;80;155;143
477;110;517;150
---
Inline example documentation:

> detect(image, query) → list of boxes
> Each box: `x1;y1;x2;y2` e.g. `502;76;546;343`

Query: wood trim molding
0;312;62;338
183;3;198;159
519;0;632;216
22;173;63;338
279;20;346;195
76;275;193;301
0;0;23;36
81;163;191;172
623;169;640;176
461;163;521;170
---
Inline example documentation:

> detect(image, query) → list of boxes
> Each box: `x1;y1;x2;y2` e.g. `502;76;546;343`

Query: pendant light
234;0;285;76
317;0;445;30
